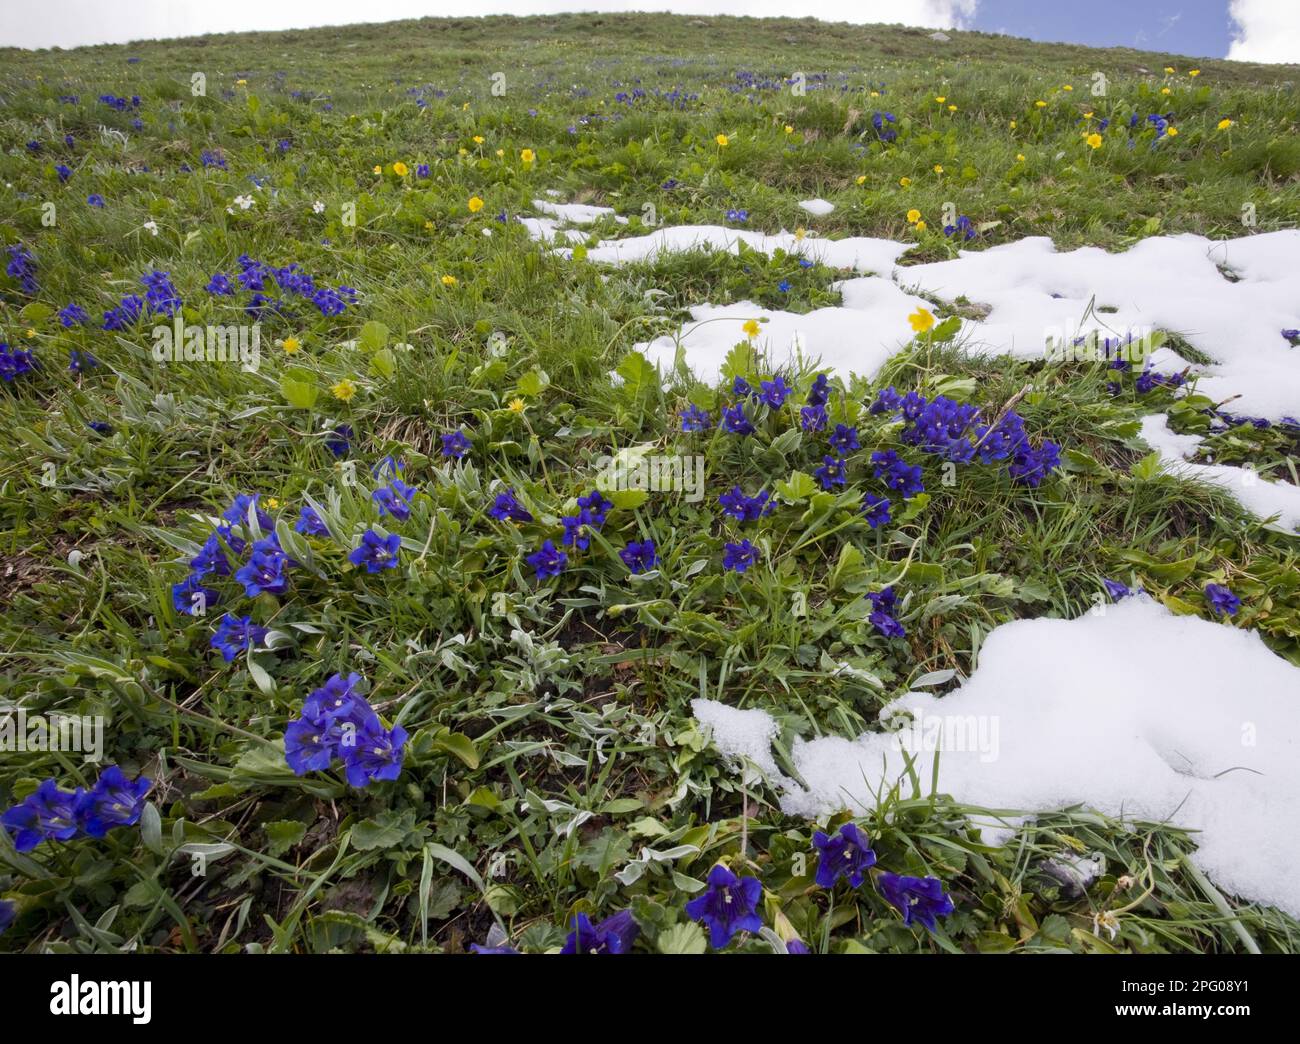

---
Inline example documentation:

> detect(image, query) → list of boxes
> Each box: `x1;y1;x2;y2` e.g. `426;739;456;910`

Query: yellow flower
1189;69;1200;77
855;174;867;185
1083;111;1094;119
715;133;729;147
1062;84;1073;91
784;124;794;134
236;79;247;86
468;196;484;213
908;307;935;333
1166;126;1178;136
914;220;927;232
1034;100;1047;108
520;148;535;163
1218;118;1233;130
282;336;301;354
495;148;504;158
331;379;357;402
373;165;382;175
507;397;526;413
870;90;880;97
1164;66;1175;74
742;319;760;339
424;220;434;230
935;96;946;103
933;164;944;174
473;135;485;145
1009;120;1017;129
947;104;957;112
441;274;458;286
25;327;36;337
393;161;408;177
899;176;911;187
458;147;468;156
266;498;281;510
1086;133;1103;149
794;227;806;241
1016;153;1026;162
906;208;921;223
1161;87;1171;95
462;102;470;110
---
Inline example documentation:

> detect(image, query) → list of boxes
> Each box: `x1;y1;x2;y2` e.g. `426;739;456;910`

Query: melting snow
1138;414;1300;533
693;597;1300;915
529;204;1300;420
797;198;835;216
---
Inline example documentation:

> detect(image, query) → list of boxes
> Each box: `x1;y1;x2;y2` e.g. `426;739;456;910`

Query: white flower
226;194;254;215
143;220;159;236
312;200;325;214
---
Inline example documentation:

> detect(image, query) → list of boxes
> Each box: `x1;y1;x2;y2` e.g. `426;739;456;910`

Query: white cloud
1;1;978;50
1227;0;1300;64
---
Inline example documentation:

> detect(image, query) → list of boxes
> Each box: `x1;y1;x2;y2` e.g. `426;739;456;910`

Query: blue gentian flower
862;493;892;529
867;586;905;638
732;376;752;398
1204;583;1240;617
723;539;760;573
876;872;954;932
815;454;847;489
718;487;775;522
373;479;417;521
685;864;763;949
806;372;830;407
777;279;791;293
235;547;291;597
56;164;72;182
760;376;792;408
223;493;274;532
190;532;232;577
801;404;828;432
68;349;98;373
78;766;151;838
295;505;329;536
1103;578;1132;600
350;529;401;573
721;402;755;435
813;823;877;888
561;513;591;550
560;909;640;954
527;539;567;579
341;718;409;788
58;302;90;326
441;431;471;458
489;487;533;523
577;490;612;526
172;573;219;616
680;404;712;432
2;780;84;852
326;424;353;457
870;386;902;415
620;539;659;573
210;614;269;662
828;424;860;455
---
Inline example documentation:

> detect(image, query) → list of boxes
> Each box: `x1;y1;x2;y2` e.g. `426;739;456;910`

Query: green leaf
657;921;708;954
1130;450;1164;481
369;347;396;378
775;470;817;503
516;368;551;397
279;367;319;410
358;320;389;352
607;488;648;510
264;820;307;857
429;727;481;769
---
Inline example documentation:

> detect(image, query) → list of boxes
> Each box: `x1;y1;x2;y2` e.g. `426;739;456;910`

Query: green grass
1;13;1298;954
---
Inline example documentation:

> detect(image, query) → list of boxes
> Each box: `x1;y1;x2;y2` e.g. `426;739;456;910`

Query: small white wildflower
312;200;325;214
143;220;159;236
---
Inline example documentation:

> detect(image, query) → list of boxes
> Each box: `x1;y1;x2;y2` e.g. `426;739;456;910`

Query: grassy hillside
0;13;1298;954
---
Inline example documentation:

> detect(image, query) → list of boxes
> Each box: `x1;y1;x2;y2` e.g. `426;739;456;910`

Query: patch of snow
690;698;785;784
517;216;588;245
797;198;835;217
576;224;909;274
695;597;1300;916
1138;413;1300;533
531;198;628;225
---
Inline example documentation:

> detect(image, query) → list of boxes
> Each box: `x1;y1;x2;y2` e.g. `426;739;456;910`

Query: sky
0;0;1296;63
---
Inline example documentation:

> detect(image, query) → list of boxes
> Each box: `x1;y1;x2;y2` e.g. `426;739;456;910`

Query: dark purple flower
721;402;755;435
489;487;533;523
295;505;329;536
350;529;401;573
828;424;860;455
620;539;659;573
441;431;472;458
1103;578;1132;600
77;766;151;838
235;547;290;597
527;539;567;579
813;823;877;889
373;479;417;521
862;493;892;529
341;718;408;788
876;872;954;931
760;376;793;408
723;539;760;573
685;863;763;949
680;404;712;432
210;613;268;662
172;572;219;616
560;909;640;954
2;780;83;851
1204;583;1240;617
814;455;847;490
